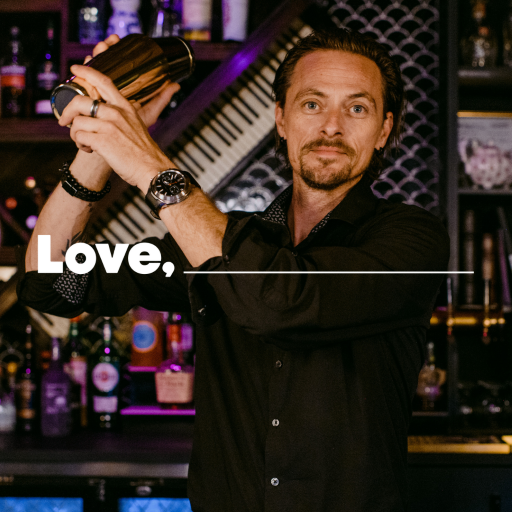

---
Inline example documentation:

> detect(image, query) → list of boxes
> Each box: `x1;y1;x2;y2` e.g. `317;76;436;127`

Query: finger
105;34;120;45
92;41;109;57
70;64;132;109
139;82;181;127
59;95;121;127
84;55;93;64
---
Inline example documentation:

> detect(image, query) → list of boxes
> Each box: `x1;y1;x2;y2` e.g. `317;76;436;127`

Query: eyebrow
294;88;377;110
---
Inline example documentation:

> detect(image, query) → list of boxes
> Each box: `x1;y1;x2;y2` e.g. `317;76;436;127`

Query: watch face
155;171;186;199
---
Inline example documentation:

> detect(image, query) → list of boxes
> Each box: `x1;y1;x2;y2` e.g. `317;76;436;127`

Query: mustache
301;138;356;158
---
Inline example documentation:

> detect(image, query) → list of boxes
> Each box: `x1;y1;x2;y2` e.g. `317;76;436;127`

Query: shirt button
198;306;207;317
271;478;279;486
275;360;282;369
291;250;298;257
223;254;230;264
272;419;279;427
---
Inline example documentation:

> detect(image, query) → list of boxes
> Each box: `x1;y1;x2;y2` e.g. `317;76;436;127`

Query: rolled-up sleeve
17;234;192;319
186;205;450;348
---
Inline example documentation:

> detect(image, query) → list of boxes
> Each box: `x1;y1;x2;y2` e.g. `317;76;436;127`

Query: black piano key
200;113;232;146
240;74;270;106
107;206;139;239
170;144;203;176
221;92;253;125
261;54;279;72
185;129;216;163
244;69;273;100
227;86;259;118
95;219;124;244
114;201;145;233
190;125;222;156
127;191;157;224
211;104;243;135
249;64;273;89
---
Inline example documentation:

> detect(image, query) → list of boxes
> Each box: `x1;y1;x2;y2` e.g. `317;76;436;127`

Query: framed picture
458;111;512;190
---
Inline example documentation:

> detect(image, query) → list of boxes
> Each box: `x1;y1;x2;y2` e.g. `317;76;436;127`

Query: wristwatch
144;169;200;219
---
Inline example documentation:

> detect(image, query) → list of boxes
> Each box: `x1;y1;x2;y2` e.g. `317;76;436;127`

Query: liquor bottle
107;0;143;39
416;341;444;411
15;324;38;433
149;0;182;38
78;0;107;44
63;317;88;428
155;312;194;404
182;0;212;40
0;368;16;433
41;337;72;437
131;308;165;367
0;26;28;118
460;0;498;68
504;1;512;66
89;318;121;430
34;21;60;116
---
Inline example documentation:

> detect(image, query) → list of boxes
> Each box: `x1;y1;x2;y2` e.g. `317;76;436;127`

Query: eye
351;104;366;114
304;101;318;110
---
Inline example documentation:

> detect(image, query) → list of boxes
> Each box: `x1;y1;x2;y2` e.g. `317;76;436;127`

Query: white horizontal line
183;271;474;274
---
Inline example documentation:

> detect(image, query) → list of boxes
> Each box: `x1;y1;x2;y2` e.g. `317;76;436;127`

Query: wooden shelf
0;118;72;143
63;41;242;66
0;0;60;12
459;67;512;87
458;188;512;196
0;248;17;267
121;405;195;416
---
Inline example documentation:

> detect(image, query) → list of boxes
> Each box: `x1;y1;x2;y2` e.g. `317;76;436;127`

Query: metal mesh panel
215;0;440;214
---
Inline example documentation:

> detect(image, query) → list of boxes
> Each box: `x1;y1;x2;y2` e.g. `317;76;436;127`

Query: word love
37;235;175;277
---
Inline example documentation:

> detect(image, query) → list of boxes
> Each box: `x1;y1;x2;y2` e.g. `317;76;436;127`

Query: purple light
26;369;31;374
46;53;51;60
26;215;38;229
176;314;181;321
105;347;110;354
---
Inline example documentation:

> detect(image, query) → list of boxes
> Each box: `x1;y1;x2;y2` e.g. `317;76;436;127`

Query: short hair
272;28;406;180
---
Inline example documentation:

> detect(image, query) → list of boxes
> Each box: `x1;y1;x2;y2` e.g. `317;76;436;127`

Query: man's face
275;50;394;190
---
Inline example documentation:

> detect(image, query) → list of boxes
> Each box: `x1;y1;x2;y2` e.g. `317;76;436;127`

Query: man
18;29;449;511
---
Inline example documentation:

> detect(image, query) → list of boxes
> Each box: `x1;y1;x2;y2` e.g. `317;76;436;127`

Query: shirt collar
261;173;378;229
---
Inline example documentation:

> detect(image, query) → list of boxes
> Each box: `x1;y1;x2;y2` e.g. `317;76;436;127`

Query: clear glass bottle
149;0;182;38
416;341;443;411
15;324;38;434
0;26;28;118
0;367;16;433
63;317;88;429
460;0;498;68
89;318;121;430
34;21;60;116
155;312;194;404
182;0;212;41
78;0;106;44
41;337;72;437
107;0;143;39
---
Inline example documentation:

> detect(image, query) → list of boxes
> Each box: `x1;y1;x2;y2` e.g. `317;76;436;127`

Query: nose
321;108;344;138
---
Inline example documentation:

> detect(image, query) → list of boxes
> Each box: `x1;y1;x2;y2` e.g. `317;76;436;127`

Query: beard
298;138;363;191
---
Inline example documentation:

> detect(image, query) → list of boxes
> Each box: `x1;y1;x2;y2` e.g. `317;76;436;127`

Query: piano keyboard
166;21;312;194
91;18;312;245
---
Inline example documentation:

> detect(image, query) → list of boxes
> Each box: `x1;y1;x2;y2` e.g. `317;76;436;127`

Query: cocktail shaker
51;34;194;119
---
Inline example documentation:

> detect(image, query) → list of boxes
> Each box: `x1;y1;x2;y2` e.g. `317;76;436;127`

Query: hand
58;64;174;189
84;34;180;128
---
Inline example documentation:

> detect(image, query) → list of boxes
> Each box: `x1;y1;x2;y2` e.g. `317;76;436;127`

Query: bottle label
92;362;119;392
132;321;157;353
183;0;212;30
0;65;26;89
37;71;59;90
35;99;53;115
64;358;88;406
93;395;118;413
43;383;70;414
155;370;194;403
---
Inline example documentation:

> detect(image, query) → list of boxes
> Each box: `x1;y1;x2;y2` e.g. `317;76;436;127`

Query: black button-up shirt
17;175;450;512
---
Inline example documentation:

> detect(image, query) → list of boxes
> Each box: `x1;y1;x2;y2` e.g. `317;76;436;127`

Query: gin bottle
41;337;72;437
89;318;121;430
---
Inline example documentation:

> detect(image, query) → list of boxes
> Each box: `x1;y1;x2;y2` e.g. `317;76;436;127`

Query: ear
275;102;286;139
375;112;393;150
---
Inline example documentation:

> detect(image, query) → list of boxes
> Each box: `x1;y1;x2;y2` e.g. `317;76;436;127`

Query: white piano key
123;202;163;239
106;218;138;245
182;141;224;183
131;195;169;237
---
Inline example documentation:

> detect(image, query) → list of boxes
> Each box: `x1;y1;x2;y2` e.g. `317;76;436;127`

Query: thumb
139;82;181;128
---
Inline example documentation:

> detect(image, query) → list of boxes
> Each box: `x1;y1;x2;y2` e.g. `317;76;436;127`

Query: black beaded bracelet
58;161;111;202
